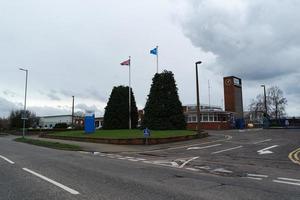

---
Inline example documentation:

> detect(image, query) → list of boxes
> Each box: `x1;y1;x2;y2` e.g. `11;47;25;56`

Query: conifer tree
143;70;186;130
103;86;138;129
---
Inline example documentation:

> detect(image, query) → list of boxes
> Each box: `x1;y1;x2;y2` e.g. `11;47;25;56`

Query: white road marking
273;180;300;186
246;177;263;181
152;160;180;167
257;145;279;155
247;174;268;178
185;167;200;172
211;146;243;154
179;157;199;168
213;168;233;174
23;168;80;195
0;155;15;164
138;135;232;153
195;166;211;170
277;177;300;182
253;139;272;144
187;144;221;150
128;159;140;161
134;158;146;161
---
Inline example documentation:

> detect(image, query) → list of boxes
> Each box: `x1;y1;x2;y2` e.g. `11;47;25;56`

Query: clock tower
223;76;244;119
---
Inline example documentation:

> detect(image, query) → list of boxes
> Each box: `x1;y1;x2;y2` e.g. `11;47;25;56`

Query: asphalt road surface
0;129;299;200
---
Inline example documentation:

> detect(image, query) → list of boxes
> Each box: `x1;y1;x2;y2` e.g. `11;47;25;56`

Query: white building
39;115;72;128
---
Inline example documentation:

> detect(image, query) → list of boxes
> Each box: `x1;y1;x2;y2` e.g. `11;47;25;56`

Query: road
0;129;299;200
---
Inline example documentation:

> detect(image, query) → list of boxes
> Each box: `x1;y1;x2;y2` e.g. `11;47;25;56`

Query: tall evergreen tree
143;70;186;130
103;86;138;129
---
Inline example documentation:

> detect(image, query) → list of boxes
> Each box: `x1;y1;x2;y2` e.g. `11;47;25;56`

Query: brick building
183;104;232;130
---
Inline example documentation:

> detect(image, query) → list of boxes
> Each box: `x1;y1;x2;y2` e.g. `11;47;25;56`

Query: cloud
3;90;17;98
59;88;106;102
178;0;300;80
0;97;18;117
75;103;103;114
28;105;70;116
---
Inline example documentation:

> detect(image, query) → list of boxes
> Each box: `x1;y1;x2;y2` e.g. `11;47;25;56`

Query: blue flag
150;47;158;55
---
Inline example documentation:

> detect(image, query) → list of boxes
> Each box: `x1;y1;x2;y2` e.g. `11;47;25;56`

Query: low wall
40;132;208;145
186;122;231;130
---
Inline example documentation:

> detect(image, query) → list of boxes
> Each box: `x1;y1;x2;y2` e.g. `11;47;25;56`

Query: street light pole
261;85;267;116
72;96;75;129
19;68;28;138
195;61;202;133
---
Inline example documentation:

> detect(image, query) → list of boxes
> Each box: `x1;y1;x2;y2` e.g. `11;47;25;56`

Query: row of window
186;113;227;123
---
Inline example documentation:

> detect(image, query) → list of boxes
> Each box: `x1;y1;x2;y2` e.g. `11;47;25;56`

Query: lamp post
72;96;75;129
19;68;28;138
261;85;267;116
195;61;203;133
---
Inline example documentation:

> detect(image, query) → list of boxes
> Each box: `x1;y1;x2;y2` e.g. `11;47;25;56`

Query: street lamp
195;61;203;133
261;84;267;116
19;68;28;138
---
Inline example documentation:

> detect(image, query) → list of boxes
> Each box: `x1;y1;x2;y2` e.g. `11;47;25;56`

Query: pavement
0;128;299;200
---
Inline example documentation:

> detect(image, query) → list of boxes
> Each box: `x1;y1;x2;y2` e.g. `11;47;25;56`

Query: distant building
39;115;73;128
183;104;233;130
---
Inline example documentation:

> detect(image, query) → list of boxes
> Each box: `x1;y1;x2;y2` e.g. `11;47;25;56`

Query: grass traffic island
14;137;82;151
40;129;207;145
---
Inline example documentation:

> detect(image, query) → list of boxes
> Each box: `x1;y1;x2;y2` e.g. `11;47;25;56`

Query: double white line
273;177;300;186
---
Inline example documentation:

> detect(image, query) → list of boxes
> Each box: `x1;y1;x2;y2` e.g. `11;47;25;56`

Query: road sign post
143;128;150;145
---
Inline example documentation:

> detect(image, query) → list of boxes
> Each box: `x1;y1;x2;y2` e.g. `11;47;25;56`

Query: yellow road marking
288;148;300;165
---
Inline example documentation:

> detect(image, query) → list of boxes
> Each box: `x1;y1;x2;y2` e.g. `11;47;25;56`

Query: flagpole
156;45;159;74
128;56;132;130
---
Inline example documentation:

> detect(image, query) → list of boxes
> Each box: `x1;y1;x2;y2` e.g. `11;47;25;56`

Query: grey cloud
3;90;17;98
179;0;300;80
60;88;106;102
0;97;18;117
29;106;70;117
47;93;61;101
75;103;103;115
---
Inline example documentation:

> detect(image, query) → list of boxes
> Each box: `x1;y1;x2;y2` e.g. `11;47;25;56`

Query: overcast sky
0;0;299;118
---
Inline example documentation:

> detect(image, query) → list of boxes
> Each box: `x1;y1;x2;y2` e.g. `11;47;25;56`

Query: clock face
225;79;231;86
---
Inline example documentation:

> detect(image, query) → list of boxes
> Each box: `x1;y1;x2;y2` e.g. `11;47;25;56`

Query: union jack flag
120;59;130;66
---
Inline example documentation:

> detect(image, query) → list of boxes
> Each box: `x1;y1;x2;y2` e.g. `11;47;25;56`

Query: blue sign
84;112;95;134
143;128;150;138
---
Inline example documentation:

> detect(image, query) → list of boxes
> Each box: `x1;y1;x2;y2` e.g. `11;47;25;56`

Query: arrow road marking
187;144;221;150
257;145;279;155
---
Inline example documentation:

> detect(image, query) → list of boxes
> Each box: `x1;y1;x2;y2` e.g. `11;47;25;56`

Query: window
202;114;208;121
186;115;197;123
209;114;214;122
214;115;219;122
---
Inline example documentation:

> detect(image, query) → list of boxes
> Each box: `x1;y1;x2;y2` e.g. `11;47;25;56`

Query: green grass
49;129;197;139
14;137;82;151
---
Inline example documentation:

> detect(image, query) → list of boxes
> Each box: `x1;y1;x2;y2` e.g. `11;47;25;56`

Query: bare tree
268;86;287;119
248;86;287;120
